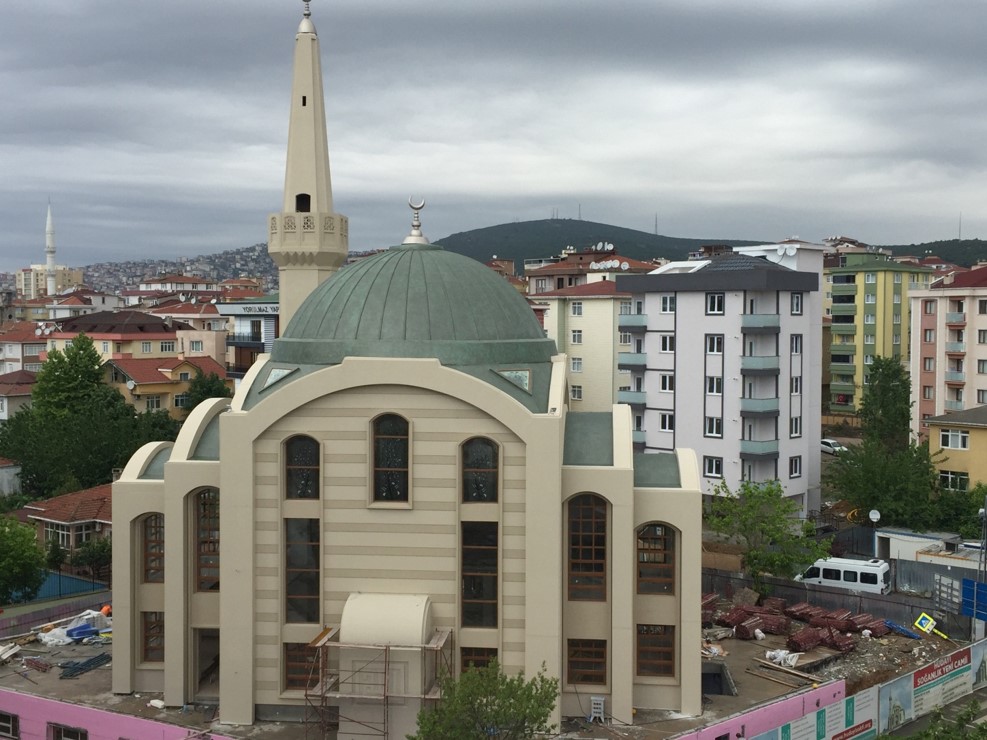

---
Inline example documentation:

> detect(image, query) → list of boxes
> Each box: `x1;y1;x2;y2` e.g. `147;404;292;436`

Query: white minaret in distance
268;0;348;326
45;202;56;297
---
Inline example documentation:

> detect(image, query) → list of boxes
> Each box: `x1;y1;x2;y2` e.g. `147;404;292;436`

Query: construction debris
59;652;111;679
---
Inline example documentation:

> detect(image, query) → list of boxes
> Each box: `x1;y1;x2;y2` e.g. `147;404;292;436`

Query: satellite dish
35;327;42;336
210;298;217;304
179;293;187;302
125;380;136;391
44;327;52;335
621;262;629;271
868;509;881;524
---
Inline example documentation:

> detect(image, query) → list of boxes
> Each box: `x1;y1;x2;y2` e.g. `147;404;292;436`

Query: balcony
945;371;966;384
632;430;646;445
740;439;779;458
830;304;858;316
830;381;855;394
618;313;648;329
740;355;779;374
741;314;780;333
830;323;857;335
831;283;858;296
228;332;264;347
946;312;967;325
831;362;856;375
617;390;647;406
945;342;966;354
740;397;779;415
830;342;857;354
945;400;964;411
617;352;647;369
830;402;856;413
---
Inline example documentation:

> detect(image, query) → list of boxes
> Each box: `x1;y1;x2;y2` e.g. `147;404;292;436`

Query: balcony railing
617;313;648;329
945;342;966;353
617;390;647;406
946;312;967;325
632;430;646;445
741;314;781;331
830;304;858;316
830;342;857;354
831;402;856;413
830;381;855;394
945;372;966;383
740;439;779;456
740;397;779;413
740;355;779;372
228;333;264;345
831;362;856;374
830;323;857;335
945;400;964;411
617;352;647;369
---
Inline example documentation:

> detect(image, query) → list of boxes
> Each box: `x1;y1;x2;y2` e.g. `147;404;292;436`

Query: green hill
882;239;987;268
434;219;763;269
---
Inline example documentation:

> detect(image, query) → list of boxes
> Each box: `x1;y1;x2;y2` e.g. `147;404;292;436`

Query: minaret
268;0;348;326
45;201;56;297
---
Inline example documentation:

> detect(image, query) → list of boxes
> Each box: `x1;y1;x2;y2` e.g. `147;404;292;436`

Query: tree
911;701;987;739
0;516;45;605
706;479;832;591
824;355;975;534
184;369;233;415
69;537;112;584
408;660;559;740
45;538;66;573
0;333;180;499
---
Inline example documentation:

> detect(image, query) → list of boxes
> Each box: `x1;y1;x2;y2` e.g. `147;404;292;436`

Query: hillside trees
0;333;179;501
706;479;832;591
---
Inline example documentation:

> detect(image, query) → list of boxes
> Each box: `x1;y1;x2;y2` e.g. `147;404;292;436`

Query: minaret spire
45;200;57;297
268;0;349;326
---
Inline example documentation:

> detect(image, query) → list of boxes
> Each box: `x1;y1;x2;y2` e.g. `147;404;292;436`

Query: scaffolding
304;625;453;739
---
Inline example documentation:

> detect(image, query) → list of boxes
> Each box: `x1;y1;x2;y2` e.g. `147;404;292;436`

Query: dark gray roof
926;405;987;427
617;255;818;293
633;452;681;488
563;413;614;466
702;253;790;272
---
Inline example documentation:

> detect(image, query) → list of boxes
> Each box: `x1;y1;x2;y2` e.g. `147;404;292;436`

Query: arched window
462;438;498;503
195;489;220;592
142;513;164;583
285;435;320;499
295;193;311;212
637;523;675;594
373;414;409;502
567;494;607;601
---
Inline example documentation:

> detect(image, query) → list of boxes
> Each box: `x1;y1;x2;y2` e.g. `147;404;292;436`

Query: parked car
821;438;848;456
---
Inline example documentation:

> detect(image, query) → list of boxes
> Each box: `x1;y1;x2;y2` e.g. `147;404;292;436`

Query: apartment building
924;406;987;492
824;251;933;412
909;266;987;435
104;355;231;418
526;246;658;296
537;278;632;411
618;251;821;511
0;321;48;373
16;265;84;299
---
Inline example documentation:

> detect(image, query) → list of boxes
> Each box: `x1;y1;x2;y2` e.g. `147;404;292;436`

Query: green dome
272;243;556;366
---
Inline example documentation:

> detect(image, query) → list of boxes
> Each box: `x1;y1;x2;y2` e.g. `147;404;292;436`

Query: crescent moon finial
402;195;430;245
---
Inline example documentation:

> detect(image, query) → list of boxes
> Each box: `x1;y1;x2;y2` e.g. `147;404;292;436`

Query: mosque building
111;2;703;735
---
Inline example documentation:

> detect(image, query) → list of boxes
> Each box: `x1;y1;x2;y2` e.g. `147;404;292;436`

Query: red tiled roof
527;253;657;275
933;266;987;289
106;355;227;385
26;484;112;525
0;457;17;467
150;303;220;316
0;369;37;396
0;321;45;343
534;280;630;298
56;310;192;335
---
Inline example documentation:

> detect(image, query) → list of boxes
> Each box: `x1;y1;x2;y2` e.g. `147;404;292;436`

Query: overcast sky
3;0;987;274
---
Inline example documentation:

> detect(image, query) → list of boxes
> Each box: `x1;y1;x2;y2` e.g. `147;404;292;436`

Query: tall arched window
462;437;498;503
142;514;164;583
285;435;320;499
195;489;220;592
373;414;409;502
637;523;675;594
567;494;607;601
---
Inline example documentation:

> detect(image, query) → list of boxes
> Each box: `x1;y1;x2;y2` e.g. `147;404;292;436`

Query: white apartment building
537;278;632;412
618;250;823;511
909;265;987;437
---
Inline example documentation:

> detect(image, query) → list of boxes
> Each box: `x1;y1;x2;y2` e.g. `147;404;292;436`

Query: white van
795;557;891;595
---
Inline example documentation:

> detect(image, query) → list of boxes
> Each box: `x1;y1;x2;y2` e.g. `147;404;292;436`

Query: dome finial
403;197;430;245
302;1;311;18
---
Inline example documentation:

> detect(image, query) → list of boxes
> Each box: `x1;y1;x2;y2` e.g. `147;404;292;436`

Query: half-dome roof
272;242;556;366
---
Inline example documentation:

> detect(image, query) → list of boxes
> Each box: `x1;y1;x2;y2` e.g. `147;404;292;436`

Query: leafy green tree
408;660;559;740
45;538;66;573
706;480;832;591
184;369;233;415
0;334;180;499
911;701;987;739
858;356;912;453
69;537;112;584
0;516;45;604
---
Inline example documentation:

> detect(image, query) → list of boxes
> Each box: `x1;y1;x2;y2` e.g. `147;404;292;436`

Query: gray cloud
3;0;987;274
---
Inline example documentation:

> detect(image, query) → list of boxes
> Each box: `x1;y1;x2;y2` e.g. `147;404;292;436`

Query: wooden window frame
195;489;220;592
142;513;164;583
637;624;675;677
285;518;320;623
141;611;164;662
567;639;607;684
461;646;498;671
285;435;320;500
461;437;499;503
637;524;675;594
284;642;317;691
461;522;498;628
567;494;607;601
372;414;409;502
